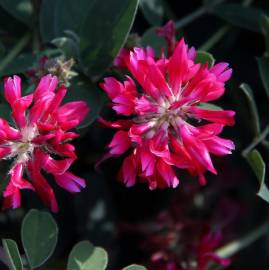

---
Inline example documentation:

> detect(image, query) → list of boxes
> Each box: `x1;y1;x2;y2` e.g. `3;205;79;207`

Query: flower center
8;125;39;164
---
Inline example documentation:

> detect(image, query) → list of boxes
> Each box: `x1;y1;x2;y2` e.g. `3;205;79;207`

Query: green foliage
212;4;264;33
67;241;108;270
246;149;269;203
239;83;261;137
140;0;164;26
257;57;269;99
0;0;33;26
2;239;23;270
260;15;269;55
123;265;147;270
141;27;166;56
40;0;139;80
21;209;58;268
195;50;215;68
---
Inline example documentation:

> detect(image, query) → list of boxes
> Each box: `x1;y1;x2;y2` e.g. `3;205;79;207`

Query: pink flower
100;38;235;189
1;74;89;212
197;227;231;270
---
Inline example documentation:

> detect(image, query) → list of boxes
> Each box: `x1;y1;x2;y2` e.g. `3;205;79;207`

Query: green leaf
260;15;269;55
195;50;215;68
0;104;12;122
123;264;147;270
239;83;260;137
0;0;33;26
141;27;166;57
212;4;264;33
67;241;108;270
51;36;80;59
140;0;164;26
21;209;58;268
0;53;37;76
257;57;269;100
39;0;57;42
198;102;222;111
2;239;23;270
246;149;269;203
65;77;105;128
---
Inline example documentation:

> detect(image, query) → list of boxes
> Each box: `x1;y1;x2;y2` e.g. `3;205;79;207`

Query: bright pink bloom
100;38;235;189
1;74;89;212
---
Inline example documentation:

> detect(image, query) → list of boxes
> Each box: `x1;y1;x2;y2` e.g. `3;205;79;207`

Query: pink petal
108;130;131;155
4;75;21;106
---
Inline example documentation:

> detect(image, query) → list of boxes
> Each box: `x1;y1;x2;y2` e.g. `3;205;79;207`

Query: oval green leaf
21;209;58;268
2;239;23;270
67;241;108;270
212;4;264;33
195;50;215;68
246;149;269;203
123;264;147;270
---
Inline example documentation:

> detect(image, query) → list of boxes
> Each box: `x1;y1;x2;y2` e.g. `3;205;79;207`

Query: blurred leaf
257;57;269;99
212;4;264;33
0;41;5;57
39;0;57;42
65;77;105;128
203;0;224;7
260;15;269;55
2;239;23;270
141;27;166;56
140;0;164;26
51;36;80;59
0;53;37;76
67;241;108;270
21;209;58;268
239;83;260;137
246;149;269;203
198;102;222;111
123;265;147;270
0;0;33;26
195;50;215;68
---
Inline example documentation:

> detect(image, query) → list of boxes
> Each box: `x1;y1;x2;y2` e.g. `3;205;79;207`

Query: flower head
100;38;235;189
1;74;89;212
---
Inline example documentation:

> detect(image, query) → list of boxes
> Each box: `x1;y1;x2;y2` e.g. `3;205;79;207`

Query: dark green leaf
39;0;57;42
0;104;12;122
257;57;269;100
212;4;264;33
239;83;260;137
260;15;269;55
21;209;58;268
66;77;105;128
140;0;164;26
51;36;80;59
2;239;23;270
195;50;215;68
0;53;37;76
0;0;33;26
123;265;147;270
67;241;108;270
79;0;139;80
246;149;269;203
141;27;166;57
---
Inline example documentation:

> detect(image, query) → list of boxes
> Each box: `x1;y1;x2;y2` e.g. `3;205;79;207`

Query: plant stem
216;222;268;258
242;123;269;157
199;25;230;51
0;32;31;73
175;7;206;30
